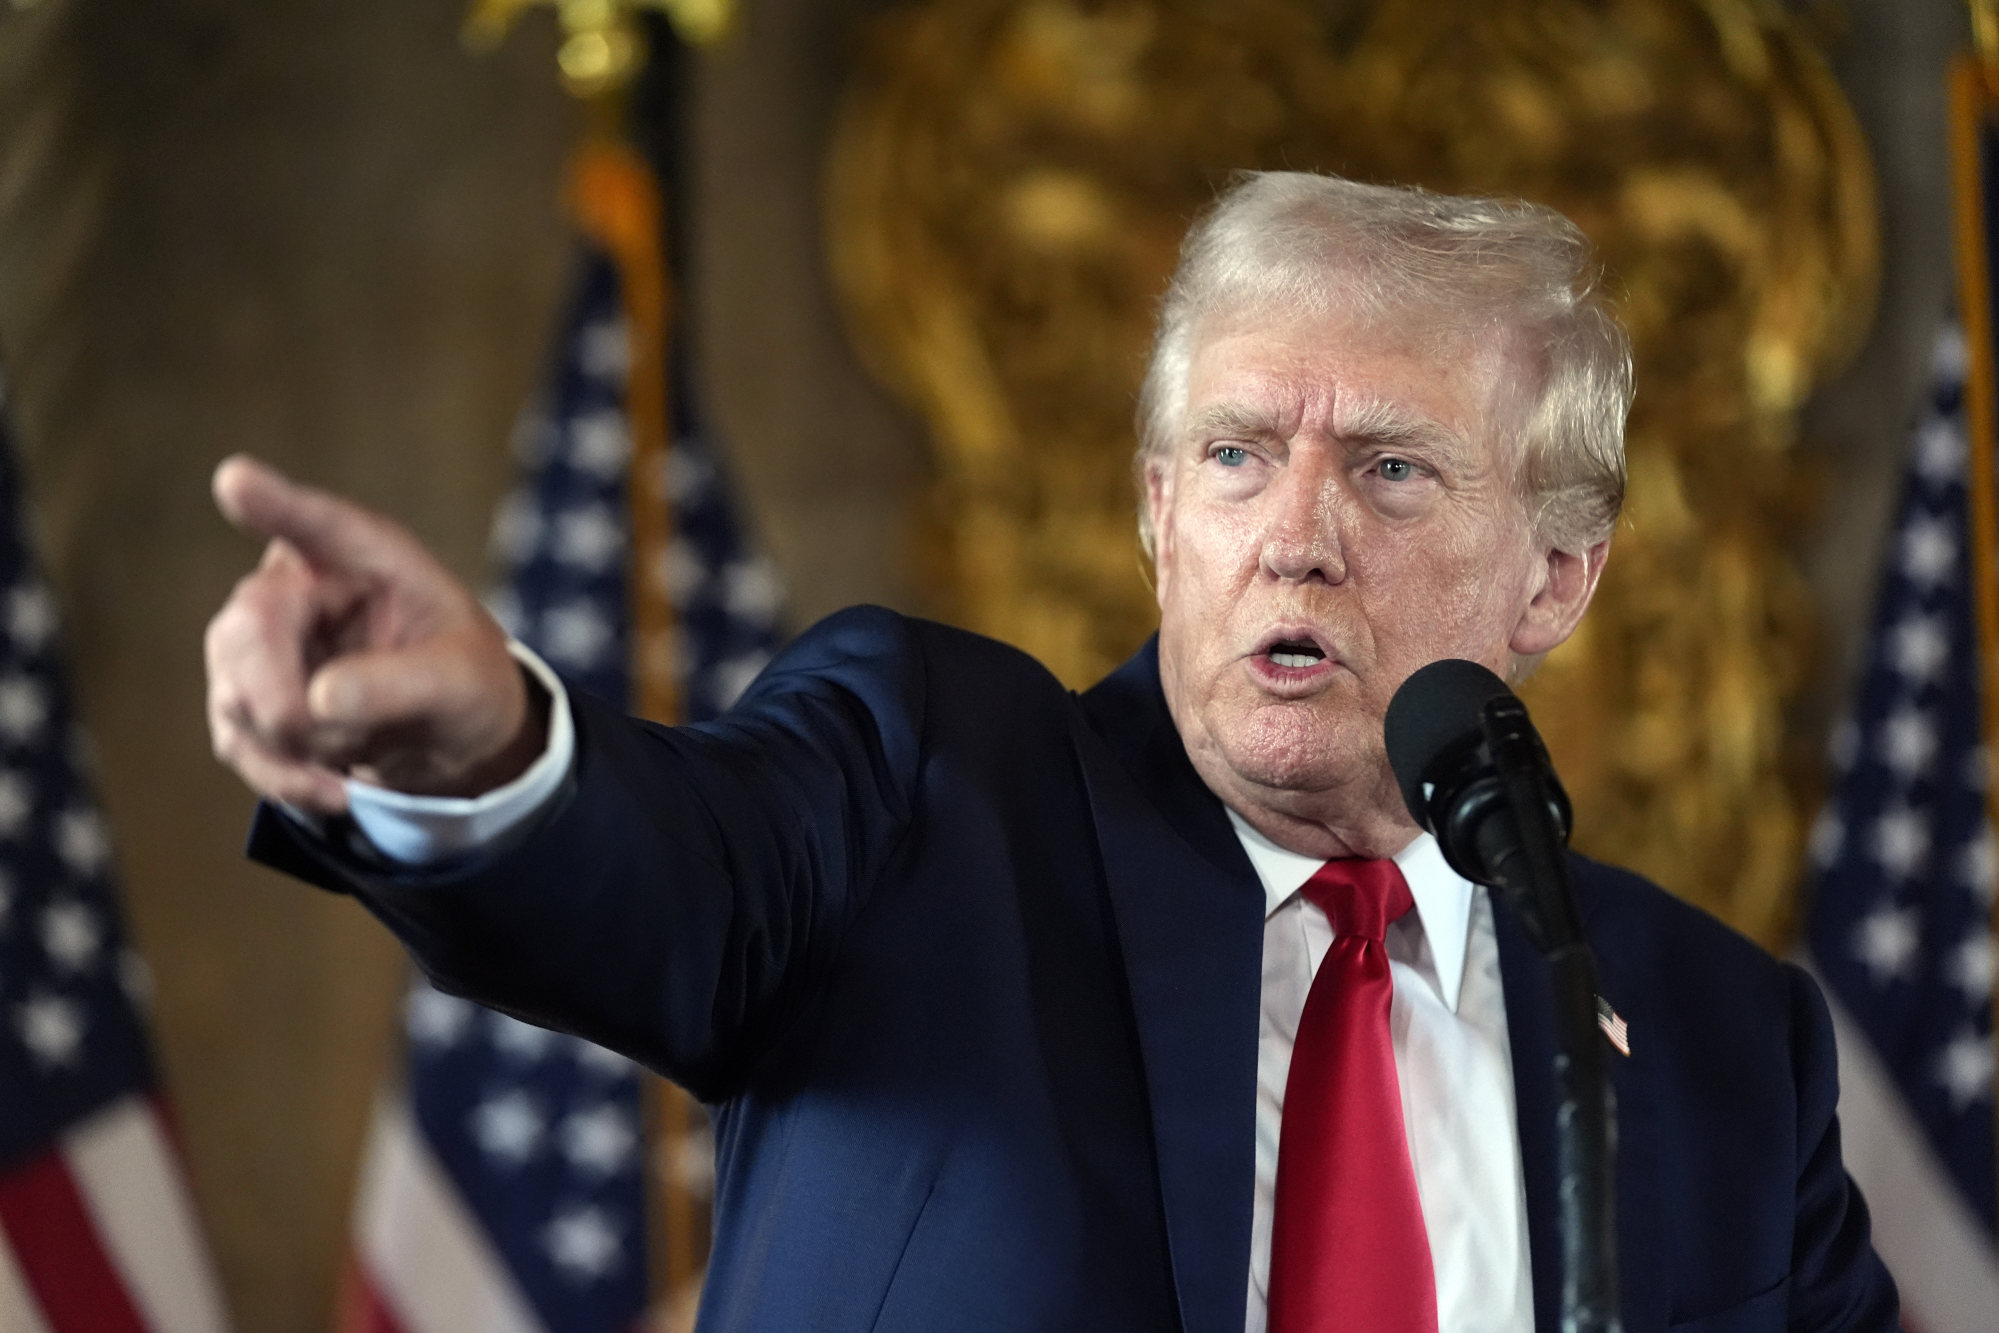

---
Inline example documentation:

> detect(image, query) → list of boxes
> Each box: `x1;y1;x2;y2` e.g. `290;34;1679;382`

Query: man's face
1148;302;1598;858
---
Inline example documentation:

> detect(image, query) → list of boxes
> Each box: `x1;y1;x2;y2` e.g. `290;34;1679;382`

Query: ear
1145;460;1176;608
1509;537;1609;658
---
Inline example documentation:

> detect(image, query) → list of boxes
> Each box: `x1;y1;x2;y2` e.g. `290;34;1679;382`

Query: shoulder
743;605;1070;716
754;605;1057;681
1571;854;1785;990
1571;853;1821;1091
717;606;1075;766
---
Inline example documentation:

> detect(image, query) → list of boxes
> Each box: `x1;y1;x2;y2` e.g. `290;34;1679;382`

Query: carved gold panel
826;0;1878;946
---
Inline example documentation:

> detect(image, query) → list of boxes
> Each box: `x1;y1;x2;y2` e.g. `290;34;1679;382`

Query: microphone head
1383;658;1513;828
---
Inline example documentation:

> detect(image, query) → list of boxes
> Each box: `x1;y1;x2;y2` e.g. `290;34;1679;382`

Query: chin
1213;703;1377;797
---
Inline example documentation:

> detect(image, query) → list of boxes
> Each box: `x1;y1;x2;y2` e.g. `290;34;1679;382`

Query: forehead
1178;302;1521;454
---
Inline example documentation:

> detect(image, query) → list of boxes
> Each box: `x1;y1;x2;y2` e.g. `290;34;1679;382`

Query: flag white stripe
64;1095;232;1333
0;1226;55;1333
1818;980;1999;1333
353;1094;546;1333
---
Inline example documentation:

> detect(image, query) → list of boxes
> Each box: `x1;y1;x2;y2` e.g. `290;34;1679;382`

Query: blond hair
1136;172;1631;555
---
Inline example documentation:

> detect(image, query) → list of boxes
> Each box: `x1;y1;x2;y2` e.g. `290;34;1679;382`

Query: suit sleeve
1783;962;1902;1331
246;605;924;1102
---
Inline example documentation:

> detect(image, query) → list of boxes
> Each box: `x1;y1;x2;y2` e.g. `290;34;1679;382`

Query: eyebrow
1183;403;1285;442
1333;396;1472;458
1183;396;1472;458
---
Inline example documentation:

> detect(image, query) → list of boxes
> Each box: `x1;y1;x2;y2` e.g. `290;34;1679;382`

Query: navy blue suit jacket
252;607;1899;1332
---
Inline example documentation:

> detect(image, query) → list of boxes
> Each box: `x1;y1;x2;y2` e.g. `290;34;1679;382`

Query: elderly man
208;173;1898;1332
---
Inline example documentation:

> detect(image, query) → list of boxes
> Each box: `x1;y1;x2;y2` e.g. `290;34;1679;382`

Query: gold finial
1976;0;1999;71
464;0;735;98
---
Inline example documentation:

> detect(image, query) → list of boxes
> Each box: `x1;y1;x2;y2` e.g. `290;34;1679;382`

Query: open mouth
1266;639;1326;669
1256;629;1333;673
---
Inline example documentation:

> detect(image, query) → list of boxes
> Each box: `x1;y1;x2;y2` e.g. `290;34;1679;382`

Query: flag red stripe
334;1254;411;1333
0;1145;150;1333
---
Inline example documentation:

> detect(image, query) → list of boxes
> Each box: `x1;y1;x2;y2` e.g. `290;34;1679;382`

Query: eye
1212;445;1251;468
1377;456;1418;482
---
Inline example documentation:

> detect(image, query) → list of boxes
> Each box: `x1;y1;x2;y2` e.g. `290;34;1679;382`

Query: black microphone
1385;658;1622;1333
1383;658;1578;948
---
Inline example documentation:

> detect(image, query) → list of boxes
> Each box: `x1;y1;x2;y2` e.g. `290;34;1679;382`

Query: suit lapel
1497;862;1663;1333
1076;640;1267;1333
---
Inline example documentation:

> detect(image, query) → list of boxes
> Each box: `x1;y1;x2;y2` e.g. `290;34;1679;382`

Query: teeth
1270;651;1321;668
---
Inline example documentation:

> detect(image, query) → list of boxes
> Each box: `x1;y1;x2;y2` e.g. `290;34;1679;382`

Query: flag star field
0;376;156;1170
0;369;230;1332
1806;324;1997;1233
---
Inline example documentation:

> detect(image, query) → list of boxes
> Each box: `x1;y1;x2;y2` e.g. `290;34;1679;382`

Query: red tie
1267;858;1438;1333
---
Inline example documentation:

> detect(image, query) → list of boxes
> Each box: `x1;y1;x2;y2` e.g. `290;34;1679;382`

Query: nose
1259;454;1346;584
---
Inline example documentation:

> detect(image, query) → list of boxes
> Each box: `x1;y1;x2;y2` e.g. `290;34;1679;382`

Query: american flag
338;240;782;1333
1803;323;1999;1331
0;369;232;1331
1593;996;1629;1058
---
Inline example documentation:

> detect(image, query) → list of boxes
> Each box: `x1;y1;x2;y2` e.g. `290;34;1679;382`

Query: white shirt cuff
343;640;576;866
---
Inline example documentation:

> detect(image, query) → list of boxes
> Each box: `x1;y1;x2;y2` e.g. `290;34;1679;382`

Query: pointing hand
204;456;543;815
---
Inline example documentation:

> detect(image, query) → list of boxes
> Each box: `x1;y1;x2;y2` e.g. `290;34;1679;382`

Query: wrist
342;645;575;866
454;663;551;797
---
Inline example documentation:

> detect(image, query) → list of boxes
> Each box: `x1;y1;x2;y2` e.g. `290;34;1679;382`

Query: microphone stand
1475;697;1622;1333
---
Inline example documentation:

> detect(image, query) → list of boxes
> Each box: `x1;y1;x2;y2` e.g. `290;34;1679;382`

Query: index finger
212;455;419;580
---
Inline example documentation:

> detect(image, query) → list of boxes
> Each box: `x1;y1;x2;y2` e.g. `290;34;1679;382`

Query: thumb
213;455;422;582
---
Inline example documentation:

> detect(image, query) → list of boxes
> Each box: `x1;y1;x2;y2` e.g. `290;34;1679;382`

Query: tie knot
1301;858;1414;941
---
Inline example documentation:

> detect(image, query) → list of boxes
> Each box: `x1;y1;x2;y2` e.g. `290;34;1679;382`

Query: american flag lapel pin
1596;995;1631;1057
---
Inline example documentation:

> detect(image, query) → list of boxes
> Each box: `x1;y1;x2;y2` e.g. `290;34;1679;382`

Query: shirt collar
1225;809;1475;1013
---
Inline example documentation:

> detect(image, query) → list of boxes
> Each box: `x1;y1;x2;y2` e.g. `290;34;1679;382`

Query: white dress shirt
344;650;1535;1333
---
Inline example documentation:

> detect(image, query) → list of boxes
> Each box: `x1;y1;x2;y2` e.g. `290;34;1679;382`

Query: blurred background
0;0;1989;1330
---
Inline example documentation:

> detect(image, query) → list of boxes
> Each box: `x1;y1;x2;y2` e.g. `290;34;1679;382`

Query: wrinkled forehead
1178;295;1538;459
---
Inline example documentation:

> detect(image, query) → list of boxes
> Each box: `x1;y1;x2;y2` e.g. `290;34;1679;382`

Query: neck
1194;758;1422;860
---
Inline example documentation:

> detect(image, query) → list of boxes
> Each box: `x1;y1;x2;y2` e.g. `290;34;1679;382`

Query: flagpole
569;142;682;729
1948;9;1999;1199
567;130;703;1322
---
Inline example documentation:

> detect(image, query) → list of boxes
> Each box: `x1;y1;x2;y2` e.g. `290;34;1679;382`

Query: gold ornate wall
826;0;1879;946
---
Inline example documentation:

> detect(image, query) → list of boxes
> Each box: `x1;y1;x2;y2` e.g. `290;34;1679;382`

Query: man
207;173;1898;1331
